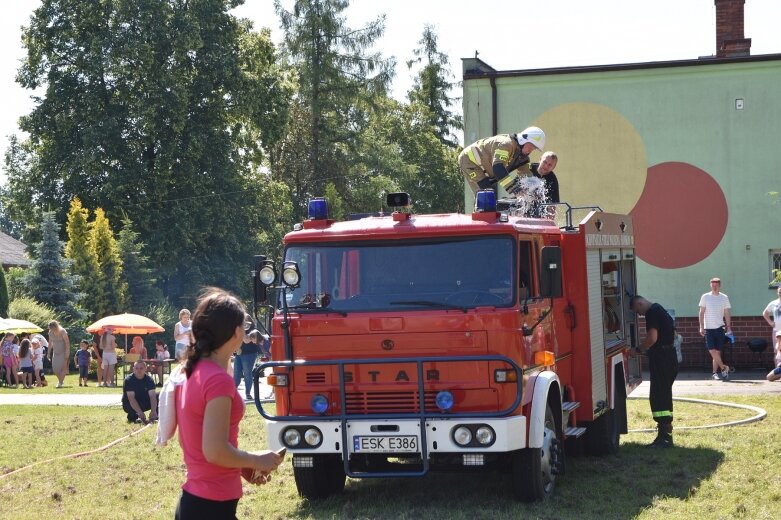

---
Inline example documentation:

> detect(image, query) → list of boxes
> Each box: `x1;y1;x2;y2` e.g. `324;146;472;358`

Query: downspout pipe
490;75;497;135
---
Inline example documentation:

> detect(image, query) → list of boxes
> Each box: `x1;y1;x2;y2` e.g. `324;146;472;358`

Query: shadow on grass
288;444;724;520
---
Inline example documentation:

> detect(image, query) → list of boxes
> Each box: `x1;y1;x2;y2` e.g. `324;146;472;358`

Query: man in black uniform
527;151;559;218
630;295;679;448
122;360;158;424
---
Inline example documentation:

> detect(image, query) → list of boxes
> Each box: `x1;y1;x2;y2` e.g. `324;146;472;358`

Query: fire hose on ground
627;395;767;433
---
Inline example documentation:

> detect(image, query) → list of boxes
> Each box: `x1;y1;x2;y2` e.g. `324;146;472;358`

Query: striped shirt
698;292;731;329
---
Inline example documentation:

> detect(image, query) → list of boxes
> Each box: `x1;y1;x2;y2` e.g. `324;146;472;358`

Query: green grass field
0;396;779;519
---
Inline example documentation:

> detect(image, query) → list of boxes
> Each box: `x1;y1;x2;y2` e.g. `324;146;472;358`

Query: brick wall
638;315;776;371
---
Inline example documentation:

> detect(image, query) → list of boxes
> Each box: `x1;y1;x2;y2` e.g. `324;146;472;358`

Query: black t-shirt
239;331;261;355
122;373;156;409
644;303;675;349
530;164;560;203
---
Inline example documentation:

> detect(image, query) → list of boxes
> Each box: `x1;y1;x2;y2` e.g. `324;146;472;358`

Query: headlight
453;426;472;446
304;428;322;447
258;265;277;286
475;426;495;445
283;428;301;447
281;261;301;287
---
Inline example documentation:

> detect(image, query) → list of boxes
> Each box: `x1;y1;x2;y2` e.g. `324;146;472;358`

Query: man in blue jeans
233;329;260;400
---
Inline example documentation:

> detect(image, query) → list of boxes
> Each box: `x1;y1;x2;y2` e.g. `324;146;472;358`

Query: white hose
627;395;767;432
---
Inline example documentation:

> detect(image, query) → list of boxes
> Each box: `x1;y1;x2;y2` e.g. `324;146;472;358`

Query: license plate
353;435;418;453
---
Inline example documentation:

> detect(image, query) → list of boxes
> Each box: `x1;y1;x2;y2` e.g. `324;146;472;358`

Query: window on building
770;249;781;287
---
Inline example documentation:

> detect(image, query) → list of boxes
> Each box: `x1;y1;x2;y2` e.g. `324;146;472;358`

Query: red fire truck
252;192;642;502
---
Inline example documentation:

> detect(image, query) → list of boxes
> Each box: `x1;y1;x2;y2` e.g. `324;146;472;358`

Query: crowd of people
1;305;273;399
1;323;56;388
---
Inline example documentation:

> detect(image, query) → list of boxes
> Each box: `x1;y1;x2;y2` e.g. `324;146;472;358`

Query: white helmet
516;126;546;151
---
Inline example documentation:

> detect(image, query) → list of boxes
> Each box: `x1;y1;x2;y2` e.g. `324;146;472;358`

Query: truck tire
293;455;346;500
511;405;560;502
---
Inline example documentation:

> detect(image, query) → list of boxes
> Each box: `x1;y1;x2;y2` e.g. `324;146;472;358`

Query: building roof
0;231;30;268
462;53;781;80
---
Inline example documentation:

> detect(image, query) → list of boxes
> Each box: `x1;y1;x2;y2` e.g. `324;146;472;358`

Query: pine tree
65;197;101;316
89;208;126;316
275;0;394;217
0;268;9;318
117;216;158;312
22;211;81;319
406;25;463;147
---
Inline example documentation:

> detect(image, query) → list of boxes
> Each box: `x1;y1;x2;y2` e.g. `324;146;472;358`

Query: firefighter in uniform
458;127;546;196
630;295;679;448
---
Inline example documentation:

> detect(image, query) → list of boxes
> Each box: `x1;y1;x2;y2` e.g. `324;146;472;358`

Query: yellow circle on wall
533;103;647;214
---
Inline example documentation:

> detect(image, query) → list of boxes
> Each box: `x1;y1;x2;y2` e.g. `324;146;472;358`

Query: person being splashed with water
526;151;559;218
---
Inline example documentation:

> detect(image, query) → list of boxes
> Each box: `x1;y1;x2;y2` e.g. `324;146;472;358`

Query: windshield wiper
287;302;347;317
389;300;469;313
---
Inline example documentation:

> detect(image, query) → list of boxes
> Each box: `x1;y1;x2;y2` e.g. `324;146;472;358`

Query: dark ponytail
184;287;246;378
18;339;31;359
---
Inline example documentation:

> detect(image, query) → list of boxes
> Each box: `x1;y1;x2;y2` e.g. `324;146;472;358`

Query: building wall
463;57;781;321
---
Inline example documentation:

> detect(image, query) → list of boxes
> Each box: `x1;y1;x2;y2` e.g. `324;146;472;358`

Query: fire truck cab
252;192;641;502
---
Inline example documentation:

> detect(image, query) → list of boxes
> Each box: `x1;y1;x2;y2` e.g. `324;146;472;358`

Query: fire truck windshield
281;236;516;312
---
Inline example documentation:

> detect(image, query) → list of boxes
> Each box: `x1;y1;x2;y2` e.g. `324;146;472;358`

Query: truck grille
345;391;437;414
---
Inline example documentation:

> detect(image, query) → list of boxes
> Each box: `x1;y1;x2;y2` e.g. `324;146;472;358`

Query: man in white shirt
698;277;732;380
763;286;781;335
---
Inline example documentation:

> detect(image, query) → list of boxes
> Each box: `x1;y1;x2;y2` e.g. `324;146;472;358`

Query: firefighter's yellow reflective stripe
467;146;482;165
495;149;509;162
652;410;673;418
498;173;516;189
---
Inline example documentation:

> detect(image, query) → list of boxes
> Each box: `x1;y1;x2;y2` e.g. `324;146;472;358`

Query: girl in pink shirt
174;288;282;519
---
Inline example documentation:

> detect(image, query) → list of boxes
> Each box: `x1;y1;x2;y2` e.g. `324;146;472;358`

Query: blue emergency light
475;190;497;212
311;394;329;414
308;198;329;220
435;390;454;411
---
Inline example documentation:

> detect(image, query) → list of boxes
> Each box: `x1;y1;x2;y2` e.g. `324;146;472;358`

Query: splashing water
510;176;548;217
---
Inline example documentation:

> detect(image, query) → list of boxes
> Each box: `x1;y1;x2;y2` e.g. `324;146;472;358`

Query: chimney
714;0;752;57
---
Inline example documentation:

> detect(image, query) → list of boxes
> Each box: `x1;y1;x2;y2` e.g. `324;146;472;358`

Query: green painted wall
463;58;781;317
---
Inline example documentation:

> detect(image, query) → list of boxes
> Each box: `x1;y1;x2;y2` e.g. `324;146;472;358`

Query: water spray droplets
510;176;548;218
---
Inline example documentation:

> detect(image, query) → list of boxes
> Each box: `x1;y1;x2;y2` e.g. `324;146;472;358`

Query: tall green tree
89;208;126;317
0;268;9;318
406;25;463;147
22;211;81;319
117;216;158;312
359;96;462;214
8;0;291;304
395;27;463;213
65;197;101;316
274;0;394;218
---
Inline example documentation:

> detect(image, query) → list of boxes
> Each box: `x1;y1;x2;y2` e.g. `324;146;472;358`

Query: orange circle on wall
630;162;728;269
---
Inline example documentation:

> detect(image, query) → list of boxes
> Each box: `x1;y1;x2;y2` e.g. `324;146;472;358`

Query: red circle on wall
629;162;728;269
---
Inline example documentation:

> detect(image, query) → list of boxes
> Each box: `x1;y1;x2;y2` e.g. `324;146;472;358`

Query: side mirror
539;246;563;298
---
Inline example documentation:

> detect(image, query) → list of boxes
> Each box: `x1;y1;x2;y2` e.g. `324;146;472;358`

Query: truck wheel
293;455;346;500
512;405;560;502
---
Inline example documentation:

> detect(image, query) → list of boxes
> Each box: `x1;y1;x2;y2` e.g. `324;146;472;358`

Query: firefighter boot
649;423;673;448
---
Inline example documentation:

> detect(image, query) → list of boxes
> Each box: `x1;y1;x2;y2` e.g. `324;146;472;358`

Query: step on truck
251;191;642;502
